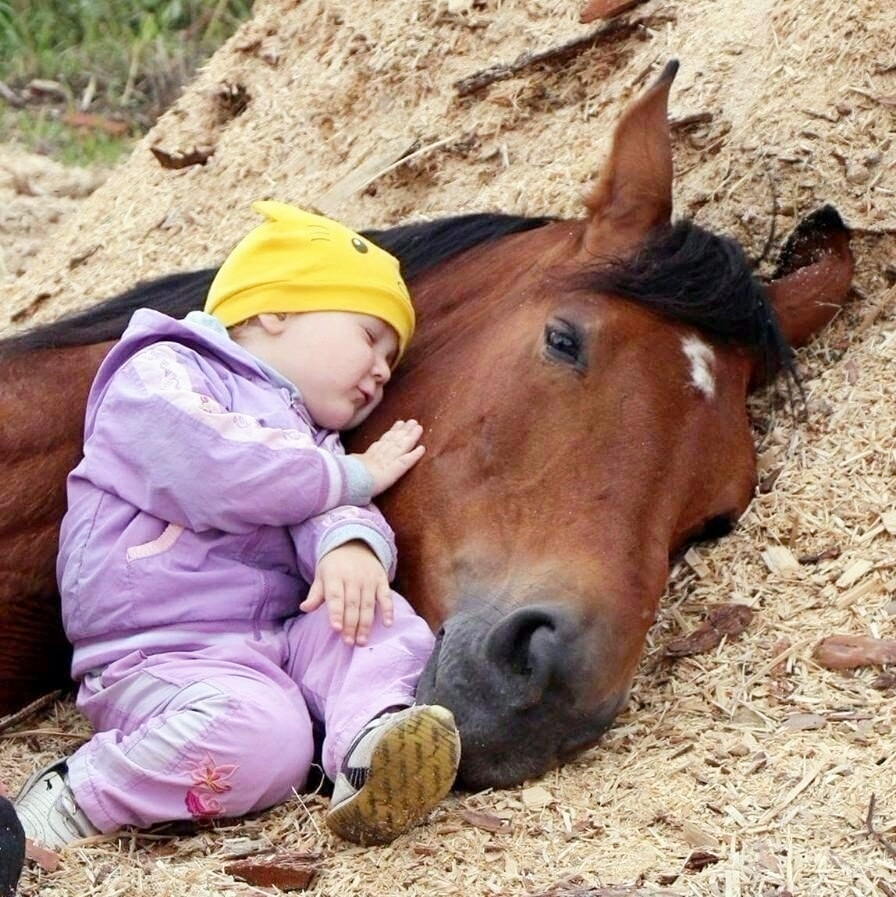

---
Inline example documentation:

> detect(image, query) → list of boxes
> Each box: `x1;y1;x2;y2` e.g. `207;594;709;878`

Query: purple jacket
59;309;397;678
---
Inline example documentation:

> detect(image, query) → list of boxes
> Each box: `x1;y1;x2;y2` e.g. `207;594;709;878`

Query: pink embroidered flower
185;788;224;819
189;754;237;794
184;753;239;819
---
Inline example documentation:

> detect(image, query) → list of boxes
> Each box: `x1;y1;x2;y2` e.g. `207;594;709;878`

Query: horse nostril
484;607;565;707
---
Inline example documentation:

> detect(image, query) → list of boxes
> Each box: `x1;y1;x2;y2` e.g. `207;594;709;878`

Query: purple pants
66;597;435;832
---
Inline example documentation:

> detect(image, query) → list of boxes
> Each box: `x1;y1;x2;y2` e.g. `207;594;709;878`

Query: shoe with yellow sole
326;704;460;846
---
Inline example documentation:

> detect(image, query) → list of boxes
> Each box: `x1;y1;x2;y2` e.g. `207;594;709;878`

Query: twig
454;18;650;97
0;728;86;740
866;793;896;858
849;224;896;235
746;762;828;831
669;111;714;130
0;690;62;735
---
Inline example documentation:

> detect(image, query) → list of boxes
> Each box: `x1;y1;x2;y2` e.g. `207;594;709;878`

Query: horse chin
416;604;627;790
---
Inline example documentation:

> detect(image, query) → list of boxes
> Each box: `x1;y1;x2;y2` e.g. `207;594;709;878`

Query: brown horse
0;61;853;790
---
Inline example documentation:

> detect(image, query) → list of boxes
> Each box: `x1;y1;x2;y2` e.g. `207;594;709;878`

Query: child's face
249;311;399;430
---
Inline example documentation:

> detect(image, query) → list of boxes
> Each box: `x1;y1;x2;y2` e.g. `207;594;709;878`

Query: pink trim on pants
66;596;434;832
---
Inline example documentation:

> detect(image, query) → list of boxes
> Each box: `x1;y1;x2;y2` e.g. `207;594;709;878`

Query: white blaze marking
681;335;716;399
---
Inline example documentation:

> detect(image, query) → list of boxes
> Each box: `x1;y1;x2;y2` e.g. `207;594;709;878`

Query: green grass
0;0;252;164
1;107;133;166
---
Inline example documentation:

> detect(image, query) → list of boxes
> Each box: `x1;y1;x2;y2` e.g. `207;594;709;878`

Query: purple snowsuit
57;309;434;831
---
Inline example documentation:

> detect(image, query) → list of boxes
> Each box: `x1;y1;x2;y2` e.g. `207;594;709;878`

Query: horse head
354;61;854;788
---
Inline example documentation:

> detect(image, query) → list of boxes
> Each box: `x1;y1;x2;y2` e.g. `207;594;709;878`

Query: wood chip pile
1;0;894;894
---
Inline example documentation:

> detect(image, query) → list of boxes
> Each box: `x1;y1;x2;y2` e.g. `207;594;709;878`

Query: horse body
0;62;853;790
0;344;110;703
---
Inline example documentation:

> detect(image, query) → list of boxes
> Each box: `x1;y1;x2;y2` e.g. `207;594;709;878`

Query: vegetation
0;0;253;164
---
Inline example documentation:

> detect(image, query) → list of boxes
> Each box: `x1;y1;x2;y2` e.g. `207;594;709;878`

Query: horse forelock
570;219;796;387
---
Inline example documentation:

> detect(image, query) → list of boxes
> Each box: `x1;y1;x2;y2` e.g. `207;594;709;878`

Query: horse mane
574;219;796;384
0;213;552;358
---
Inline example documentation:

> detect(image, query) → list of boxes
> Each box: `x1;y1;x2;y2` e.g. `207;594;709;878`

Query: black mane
0;213;791;383
0;213;549;357
572;219;795;382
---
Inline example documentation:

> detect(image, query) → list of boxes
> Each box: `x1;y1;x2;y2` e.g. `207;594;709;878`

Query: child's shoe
14;760;99;850
326;704;460;845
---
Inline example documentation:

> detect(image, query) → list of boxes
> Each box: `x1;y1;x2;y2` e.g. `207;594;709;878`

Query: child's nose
373;356;391;383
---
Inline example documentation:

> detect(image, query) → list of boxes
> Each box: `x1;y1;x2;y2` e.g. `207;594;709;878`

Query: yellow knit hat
205;201;415;359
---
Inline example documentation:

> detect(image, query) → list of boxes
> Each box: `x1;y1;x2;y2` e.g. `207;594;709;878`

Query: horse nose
484;606;568;709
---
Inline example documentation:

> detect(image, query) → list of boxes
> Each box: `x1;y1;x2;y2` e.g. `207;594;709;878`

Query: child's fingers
387;445;425;479
353;584;379;646
402;444;425;468
382;420;422;444
323;581;345;634
376;582;394;628
299;580;326;614
340;582;362;645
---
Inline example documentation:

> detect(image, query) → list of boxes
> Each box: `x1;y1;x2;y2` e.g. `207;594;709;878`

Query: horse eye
544;323;583;367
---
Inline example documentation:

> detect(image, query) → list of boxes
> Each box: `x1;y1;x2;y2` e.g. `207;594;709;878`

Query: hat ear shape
250;200;312;225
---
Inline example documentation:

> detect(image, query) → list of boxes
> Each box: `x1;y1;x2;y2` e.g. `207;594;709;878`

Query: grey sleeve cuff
339;456;374;506
317;525;393;576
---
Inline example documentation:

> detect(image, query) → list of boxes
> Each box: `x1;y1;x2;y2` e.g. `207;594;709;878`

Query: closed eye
544;320;586;370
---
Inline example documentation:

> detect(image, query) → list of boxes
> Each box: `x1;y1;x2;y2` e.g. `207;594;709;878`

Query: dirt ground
1;0;895;895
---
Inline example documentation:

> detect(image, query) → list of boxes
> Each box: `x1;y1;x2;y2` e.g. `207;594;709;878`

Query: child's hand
300;541;393;645
351;420;425;497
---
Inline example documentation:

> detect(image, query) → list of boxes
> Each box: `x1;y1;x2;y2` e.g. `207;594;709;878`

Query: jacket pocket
126;523;185;562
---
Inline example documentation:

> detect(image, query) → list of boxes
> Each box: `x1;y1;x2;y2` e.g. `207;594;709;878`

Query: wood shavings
579;0;648;23
681;820;719;849
24;838;60;873
814;634;896;670
149;144;216;169
761;545;801;575
683;547;711;578
0;690;62;735
315;137;440;216
3;0;896;895
521;785;554;810
783;712;827;731
224;850;322;890
834;573;882;609
452;19;648;97
663;604;754;658
457;807;512;833
865;793;896;859
835;558;874;589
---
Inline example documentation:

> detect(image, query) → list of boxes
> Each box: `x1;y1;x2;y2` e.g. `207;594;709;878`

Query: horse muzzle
416;603;627;790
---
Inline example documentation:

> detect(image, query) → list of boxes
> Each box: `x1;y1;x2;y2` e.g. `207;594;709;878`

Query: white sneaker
14;760;99;851
327;705;460;846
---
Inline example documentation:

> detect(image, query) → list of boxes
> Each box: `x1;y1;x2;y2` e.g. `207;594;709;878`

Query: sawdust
0;146;107;282
1;0;895;894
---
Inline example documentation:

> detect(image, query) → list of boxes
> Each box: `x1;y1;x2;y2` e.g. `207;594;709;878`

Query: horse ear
765;206;854;348
581;60;678;256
